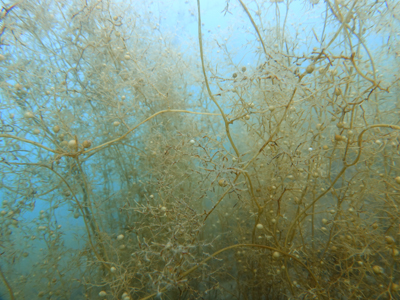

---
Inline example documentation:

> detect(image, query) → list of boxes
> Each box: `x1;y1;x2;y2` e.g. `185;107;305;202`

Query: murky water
0;0;399;299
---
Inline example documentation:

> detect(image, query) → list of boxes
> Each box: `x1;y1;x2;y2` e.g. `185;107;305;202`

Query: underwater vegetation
0;0;400;299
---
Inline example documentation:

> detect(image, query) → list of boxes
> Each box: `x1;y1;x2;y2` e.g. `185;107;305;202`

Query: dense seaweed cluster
0;0;399;299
